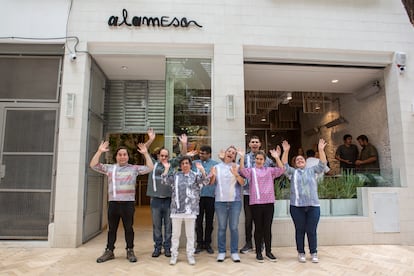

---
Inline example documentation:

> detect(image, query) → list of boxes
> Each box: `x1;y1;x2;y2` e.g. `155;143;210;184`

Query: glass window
165;58;212;155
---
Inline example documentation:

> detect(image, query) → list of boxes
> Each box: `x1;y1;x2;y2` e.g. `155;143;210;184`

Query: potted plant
274;175;290;217
319;170;365;216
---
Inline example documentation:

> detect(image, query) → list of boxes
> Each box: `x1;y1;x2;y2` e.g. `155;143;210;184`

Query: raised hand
180;133;188;145
195;162;206;175
186;150;198;157
282;140;290;152
230;163;239;175
269;146;281;159
137;143;148;154
318;138;327;151
237;148;245;157
210;166;216;176
98;141;109;153
218;149;225;161
147;128;155;141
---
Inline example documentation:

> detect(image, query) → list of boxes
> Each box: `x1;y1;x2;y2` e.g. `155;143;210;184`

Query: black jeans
106;201;135;250
195;197;215;246
243;195;253;246
251;203;274;254
290;205;320;254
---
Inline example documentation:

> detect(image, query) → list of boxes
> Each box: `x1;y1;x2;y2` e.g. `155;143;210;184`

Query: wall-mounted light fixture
286;92;292;101
66;93;76;118
324;116;348;128
226;94;235;120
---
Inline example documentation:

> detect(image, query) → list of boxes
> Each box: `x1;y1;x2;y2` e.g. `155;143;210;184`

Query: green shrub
318;170;365;199
274;175;290;200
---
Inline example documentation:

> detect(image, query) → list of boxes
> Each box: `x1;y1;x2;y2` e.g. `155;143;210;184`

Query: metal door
0;105;58;239
83;63;106;242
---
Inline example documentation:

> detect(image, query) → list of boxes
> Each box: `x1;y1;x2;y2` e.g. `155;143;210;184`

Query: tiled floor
1;206;414;276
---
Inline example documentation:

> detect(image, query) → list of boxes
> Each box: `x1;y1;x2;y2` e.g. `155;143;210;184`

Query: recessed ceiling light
331;79;339;83
261;118;266;122
121;66;128;70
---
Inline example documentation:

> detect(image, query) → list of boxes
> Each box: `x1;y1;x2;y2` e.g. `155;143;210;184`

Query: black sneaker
96;249;115;263
205;244;214;254
265;252;277;262
164;248;171;257
152;247;161;257
195;244;203;254
240;243;253;254
256;253;264;263
127;248;137;262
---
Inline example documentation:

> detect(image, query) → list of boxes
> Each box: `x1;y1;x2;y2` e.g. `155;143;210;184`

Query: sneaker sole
266;257;277;262
232;259;241;263
256;259;264;263
97;256;115;263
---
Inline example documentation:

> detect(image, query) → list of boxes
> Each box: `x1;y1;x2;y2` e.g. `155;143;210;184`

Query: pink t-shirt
240;166;285;205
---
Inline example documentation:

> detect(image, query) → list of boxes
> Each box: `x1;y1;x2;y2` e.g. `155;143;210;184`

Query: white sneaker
231;253;241;262
311;253;319;263
187;255;196;265
298;253;306;263
170;254;177;265
217;252;225;262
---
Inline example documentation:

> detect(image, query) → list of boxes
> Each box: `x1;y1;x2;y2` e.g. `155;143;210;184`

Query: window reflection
166;58;212;156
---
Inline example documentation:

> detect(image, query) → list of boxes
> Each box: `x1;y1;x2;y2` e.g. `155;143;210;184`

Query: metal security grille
0;108;58;239
105;80;165;133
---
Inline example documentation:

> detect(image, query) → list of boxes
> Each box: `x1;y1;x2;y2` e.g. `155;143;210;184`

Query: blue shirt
192;158;218;197
284;161;326;207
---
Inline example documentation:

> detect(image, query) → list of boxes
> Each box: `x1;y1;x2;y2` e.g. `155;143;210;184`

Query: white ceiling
93;55;384;93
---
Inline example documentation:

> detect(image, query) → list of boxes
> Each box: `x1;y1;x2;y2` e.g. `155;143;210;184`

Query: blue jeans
290;205;320;254
215;201;242;254
150;197;172;250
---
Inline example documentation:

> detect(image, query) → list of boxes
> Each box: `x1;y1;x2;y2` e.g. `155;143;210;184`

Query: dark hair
306;149;316;157
199;145;212;154
197;126;208;133
357;135;368;142
179;155;193;165
255;150;266;159
159;147;170;155
249;136;261;142
343;134;352;141
114;146;130;162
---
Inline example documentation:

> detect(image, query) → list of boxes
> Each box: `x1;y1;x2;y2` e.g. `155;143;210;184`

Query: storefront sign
108;9;203;28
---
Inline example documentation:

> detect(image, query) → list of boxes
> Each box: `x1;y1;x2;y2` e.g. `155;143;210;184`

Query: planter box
274;200;289;218
319;199;331;216
330;198;358;216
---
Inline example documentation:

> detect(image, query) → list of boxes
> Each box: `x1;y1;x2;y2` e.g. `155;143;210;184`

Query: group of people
335;134;379;172
90;129;377;266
